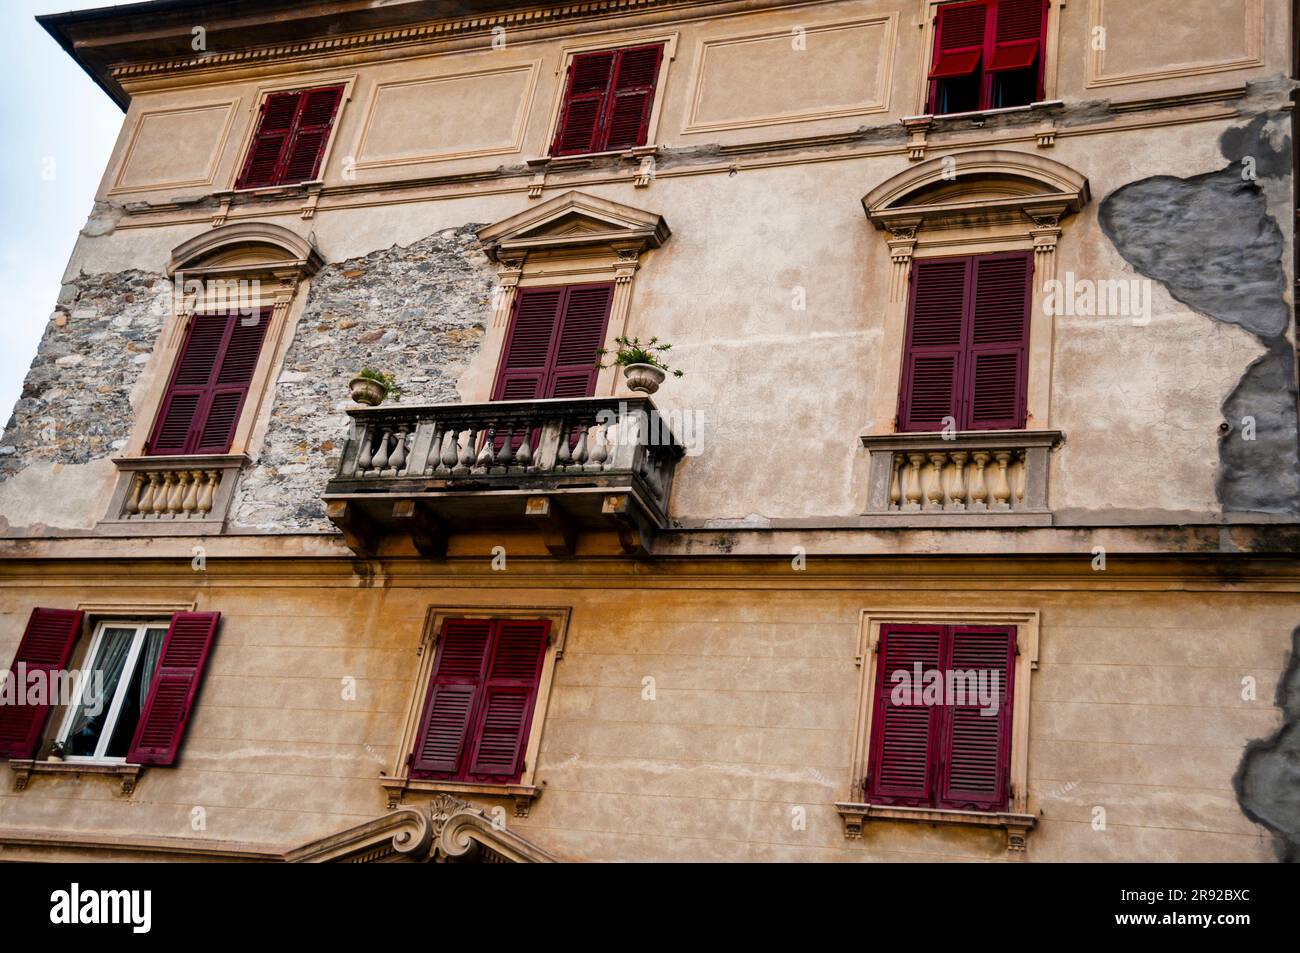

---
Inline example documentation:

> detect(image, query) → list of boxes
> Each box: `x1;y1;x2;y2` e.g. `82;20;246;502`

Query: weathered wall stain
230;224;494;531
1098;114;1300;514
1235;625;1300;862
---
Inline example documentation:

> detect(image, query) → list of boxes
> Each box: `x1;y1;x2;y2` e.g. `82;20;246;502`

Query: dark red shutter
491;284;613;401
929;0;988;79
988;0;1047;73
900;257;969;431
548;284;615;397
493;288;564;401
0;609;83;760
552;51;616;156
867;624;944;806
410;619;492;778
467;620;549;781
148;308;271;455
938;626;1015;811
281;86;343;184
235;85;342;189
603;45;663;152
236;91;300;189
125;611;219;766
964;253;1031;430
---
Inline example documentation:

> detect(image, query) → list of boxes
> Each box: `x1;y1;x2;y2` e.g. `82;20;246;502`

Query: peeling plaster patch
229;225;494;532
1235;626;1300;862
0;269;168;483
1098;114;1300;514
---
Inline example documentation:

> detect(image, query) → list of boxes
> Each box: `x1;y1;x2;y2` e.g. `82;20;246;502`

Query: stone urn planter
623;363;666;395
349;376;388;406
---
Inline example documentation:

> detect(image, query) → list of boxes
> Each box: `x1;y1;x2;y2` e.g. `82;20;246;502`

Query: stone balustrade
862;431;1063;523
100;455;247;534
324;397;684;557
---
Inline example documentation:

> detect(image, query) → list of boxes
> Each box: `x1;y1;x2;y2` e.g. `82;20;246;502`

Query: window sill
380;778;543;817
9;759;142;796
834;802;1037;852
904;99;1064;124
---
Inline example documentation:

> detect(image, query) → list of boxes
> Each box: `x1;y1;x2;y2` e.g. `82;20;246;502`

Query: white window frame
54;619;168;765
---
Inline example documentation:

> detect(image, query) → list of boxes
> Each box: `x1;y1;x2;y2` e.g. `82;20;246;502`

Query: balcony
322;397;683;558
861;430;1064;526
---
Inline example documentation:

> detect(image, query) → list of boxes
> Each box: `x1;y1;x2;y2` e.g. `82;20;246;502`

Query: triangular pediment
479;190;670;261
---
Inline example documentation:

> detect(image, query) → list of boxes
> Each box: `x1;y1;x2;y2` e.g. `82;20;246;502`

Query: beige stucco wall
0;558;1287;861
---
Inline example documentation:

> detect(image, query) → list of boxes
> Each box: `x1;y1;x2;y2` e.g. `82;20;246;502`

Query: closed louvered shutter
491;284;613;401
552;50;616;156
900;258;969;431
467;620;549;780
235;85;342;189
988;0;1047;73
548;284;615;398
492;288;564;401
410;619;492;777
938;626;1015;811
898;254;1031;432
603;45;663;152
410;618;549;783
867;624;944;806
0;609;83;760
928;0;988;79
126;611;220;766
965;253;1031;430
148;308;270;455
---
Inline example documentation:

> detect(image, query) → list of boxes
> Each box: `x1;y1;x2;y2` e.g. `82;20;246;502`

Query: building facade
0;0;1297;862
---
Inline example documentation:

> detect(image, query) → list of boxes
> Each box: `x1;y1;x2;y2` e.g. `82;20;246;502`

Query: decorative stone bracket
10;759;142;796
380;777;543;818
834;802;1038;853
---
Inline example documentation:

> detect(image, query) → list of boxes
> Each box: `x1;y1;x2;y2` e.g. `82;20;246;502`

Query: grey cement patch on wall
0;269;168;480
229;224;494;532
1235;625;1300;862
1098;113;1300;514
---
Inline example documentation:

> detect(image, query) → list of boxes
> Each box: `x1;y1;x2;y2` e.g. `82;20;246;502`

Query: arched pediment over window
166;221;324;279
862;150;1089;233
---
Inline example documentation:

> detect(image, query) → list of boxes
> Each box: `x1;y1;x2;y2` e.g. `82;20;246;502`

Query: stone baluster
126;473;146;517
889;456;903;510
181;470;201;516
155;471;177;516
554;419;573;470
356;424;374;475
454;428;475;474
969;452;990;509
990;451;1013;509
925;453;946;508
496;425;515;471
198;470;219;515
371;428;392;473
1013;451;1027;505
904;453;925;510
516;424;533;469
139;473;161;517
586;423;609;471
441;427;461;472
949;451;968;511
389;425;409;475
474;429;496;471
571;424;589;467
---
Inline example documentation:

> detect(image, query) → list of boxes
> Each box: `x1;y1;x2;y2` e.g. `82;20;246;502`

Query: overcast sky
0;2;124;430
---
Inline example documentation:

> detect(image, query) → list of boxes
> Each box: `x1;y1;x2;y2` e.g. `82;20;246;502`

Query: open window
1;608;220;790
235;85;343;189
550;44;665;156
928;0;1048;114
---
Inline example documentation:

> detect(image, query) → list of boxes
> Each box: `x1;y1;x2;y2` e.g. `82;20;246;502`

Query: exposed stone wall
0;269;168;480
229;224;494;531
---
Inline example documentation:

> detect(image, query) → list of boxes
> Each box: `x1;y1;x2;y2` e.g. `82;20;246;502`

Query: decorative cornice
108;0;702;85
